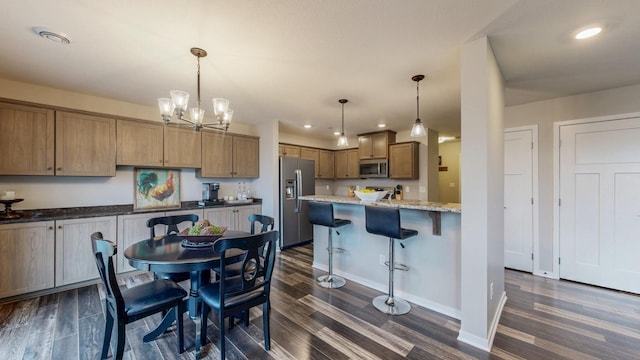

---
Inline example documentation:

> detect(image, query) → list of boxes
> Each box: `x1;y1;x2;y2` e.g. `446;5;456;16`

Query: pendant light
410;74;426;137
337;99;349;147
158;47;233;132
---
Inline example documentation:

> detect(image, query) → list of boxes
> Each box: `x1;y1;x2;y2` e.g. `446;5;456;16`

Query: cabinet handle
57;168;62;171
58;225;62;229
47;167;53;171
48;226;53;230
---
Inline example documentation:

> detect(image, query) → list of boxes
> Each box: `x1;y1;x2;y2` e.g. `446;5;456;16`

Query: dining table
124;230;248;343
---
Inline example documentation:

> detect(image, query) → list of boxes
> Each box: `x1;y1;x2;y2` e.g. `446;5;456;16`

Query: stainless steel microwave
359;159;388;178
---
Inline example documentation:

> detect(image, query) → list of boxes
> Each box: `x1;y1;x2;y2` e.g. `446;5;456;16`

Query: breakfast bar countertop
298;195;461;213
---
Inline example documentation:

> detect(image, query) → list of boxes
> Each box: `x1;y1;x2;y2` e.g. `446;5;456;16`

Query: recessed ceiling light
304;124;312;129
33;27;71;44
377;124;386;128
575;27;602;40
333;131;341;136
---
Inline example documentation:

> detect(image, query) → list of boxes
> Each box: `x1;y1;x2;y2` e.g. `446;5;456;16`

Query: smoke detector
33;27;71;44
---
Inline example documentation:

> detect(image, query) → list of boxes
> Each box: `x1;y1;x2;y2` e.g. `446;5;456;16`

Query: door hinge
531;253;534;260
531;197;534;205
531;142;534;149
559;257;561;265
558;198;561;206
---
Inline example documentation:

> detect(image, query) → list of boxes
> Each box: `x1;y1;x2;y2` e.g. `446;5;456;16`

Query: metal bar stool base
317;274;346;289
373;295;411;315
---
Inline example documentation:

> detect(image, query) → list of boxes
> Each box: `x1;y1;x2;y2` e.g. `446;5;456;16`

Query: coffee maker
199;182;223;206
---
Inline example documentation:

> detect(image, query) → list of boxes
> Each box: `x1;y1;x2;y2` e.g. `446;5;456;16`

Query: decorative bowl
354;190;387;202
179;226;227;248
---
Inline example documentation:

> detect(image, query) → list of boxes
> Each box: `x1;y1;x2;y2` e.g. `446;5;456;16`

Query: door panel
504;129;533;272
559;117;640;293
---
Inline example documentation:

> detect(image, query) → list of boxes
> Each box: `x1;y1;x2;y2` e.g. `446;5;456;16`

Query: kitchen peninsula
299;195;462;318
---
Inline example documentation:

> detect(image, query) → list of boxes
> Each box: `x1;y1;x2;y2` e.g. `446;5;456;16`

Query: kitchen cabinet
56;111;116;176
334;148;360;179
0;102;55;175
164;125;202;168
203;204;261;232
279;144;300;157
389;141;420;179
55;216;116;286
0;221;55;299
199;131;259;178
358;130;396;159
117;209;203;273
116;119;164;166
300;147;334;179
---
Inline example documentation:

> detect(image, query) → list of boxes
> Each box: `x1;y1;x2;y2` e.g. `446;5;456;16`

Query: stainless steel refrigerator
279;157;315;249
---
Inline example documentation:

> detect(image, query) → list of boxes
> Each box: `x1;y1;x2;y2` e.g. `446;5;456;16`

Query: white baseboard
457;291;507;352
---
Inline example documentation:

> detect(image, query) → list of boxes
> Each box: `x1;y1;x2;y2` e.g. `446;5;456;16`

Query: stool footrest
327;247;345;254
384;261;409;271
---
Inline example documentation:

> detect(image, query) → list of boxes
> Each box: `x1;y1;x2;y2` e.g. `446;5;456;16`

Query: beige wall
438;140;461;203
504;83;640;275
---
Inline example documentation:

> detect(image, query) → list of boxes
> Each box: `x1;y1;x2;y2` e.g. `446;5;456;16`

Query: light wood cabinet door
55;216;116;286
335;149;359;179
116;212;159;273
234;205;262;232
280;144;300;158
389;142;419;179
233;136;259;178
203;207;235;230
318;150;335;179
116;119;164;166
0;221;55;299
0;102;55;175
200;131;234;177
358;131;396;159
164;125;201;168
55;111;116;176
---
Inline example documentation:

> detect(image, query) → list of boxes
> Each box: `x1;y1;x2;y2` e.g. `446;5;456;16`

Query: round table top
124;230;248;273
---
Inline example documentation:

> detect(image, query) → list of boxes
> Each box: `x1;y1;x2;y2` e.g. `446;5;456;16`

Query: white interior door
504;128;534;272
559;117;640;293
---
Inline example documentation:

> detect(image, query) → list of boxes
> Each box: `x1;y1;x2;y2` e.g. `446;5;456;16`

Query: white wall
504;83;640;275
458;36;505;351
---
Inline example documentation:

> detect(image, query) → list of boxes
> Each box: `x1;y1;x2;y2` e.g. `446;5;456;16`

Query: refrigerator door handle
295;169;302;213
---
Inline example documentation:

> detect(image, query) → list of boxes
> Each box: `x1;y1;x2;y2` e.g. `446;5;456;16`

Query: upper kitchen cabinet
199;131;259;178
0;102;55;175
164;125;202;168
300;147;334;179
116;119;164;167
358;130;396;159
389;141;419;179
56;111;116;176
279;144;300;157
334;148;359;179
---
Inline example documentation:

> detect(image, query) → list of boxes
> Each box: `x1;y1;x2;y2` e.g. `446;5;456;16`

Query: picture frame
133;168;181;211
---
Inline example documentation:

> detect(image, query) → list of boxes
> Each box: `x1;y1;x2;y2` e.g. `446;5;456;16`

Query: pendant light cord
196;56;201;110
415;78;420;122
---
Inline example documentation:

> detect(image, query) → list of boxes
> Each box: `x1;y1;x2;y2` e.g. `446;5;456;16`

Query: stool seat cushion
309;201;351;228
365;206;417;239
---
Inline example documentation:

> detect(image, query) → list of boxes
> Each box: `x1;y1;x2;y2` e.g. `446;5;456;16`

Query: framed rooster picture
133;168;181;211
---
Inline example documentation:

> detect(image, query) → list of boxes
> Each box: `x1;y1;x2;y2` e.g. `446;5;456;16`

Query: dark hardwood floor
1;243;639;359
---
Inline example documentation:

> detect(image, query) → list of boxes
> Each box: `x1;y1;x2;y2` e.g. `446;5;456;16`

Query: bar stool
308;201;351;288
365;205;417;315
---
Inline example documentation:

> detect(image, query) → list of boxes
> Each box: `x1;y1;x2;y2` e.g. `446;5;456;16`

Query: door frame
553;111;640;281
504;125;540;275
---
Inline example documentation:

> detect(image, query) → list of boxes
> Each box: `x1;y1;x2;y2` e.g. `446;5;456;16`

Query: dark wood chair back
147;214;199;238
248;214;275;234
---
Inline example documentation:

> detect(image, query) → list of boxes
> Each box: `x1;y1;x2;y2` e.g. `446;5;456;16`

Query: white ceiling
2;0;640;141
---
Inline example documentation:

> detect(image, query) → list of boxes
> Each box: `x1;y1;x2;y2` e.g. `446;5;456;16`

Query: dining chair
91;232;186;360
194;230;279;360
147;214;199;283
248;213;275;234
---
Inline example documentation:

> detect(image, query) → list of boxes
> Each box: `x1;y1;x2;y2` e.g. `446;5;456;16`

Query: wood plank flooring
1;243;639;359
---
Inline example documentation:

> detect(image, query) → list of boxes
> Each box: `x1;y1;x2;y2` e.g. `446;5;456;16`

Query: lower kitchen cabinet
55;216;116;286
117;209;203;274
203;205;262;232
0;221;55;299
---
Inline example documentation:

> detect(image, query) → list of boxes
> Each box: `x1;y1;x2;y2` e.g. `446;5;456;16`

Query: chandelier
157;47;233;132
337;99;349;147
410;74;426;137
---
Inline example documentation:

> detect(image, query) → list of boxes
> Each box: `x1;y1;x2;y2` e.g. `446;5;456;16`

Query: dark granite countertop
0;199;262;225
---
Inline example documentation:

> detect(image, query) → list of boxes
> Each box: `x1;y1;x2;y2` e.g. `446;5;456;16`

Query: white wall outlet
379;254;385;265
326;185;330;190
405;186;410;193
419;186;426;193
490;282;494;300
449;182;456;188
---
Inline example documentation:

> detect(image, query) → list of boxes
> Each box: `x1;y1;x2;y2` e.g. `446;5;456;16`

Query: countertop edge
299;195;461;213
